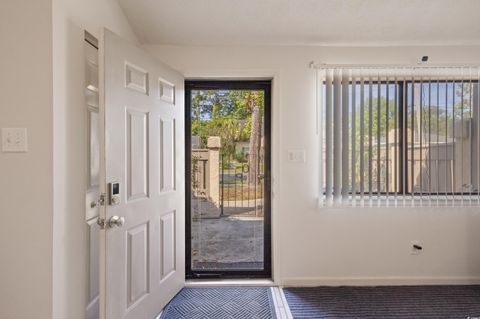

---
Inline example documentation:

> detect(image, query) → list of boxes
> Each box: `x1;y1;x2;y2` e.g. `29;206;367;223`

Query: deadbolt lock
108;182;121;206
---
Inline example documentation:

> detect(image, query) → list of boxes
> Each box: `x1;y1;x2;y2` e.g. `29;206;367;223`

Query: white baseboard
281;276;480;287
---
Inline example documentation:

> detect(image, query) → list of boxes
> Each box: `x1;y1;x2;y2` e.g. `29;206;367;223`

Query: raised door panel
88;108;100;189
126;109;149;201
159;78;175;104
127;223;150;308
86;217;100;319
125;63;149;95
160;211;176;280
160;118;176;193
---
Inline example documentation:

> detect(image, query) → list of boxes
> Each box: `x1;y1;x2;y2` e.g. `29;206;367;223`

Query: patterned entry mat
160;287;277;319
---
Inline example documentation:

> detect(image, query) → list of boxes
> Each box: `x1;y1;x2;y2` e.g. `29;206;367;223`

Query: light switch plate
2;128;28;152
287;149;306;163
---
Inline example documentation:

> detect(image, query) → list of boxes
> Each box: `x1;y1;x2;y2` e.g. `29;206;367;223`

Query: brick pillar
207;137;221;207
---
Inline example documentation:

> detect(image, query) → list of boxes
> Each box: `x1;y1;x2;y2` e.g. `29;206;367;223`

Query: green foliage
191;89;264;158
235;152;247;163
350;83;473;188
454;82;474;118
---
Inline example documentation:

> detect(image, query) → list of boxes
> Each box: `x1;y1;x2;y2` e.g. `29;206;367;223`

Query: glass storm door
185;80;271;278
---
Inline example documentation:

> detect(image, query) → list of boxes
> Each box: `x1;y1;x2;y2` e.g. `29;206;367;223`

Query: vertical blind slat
351;75;357;198
403;80;407;196
419;77;423;199
428;77;432;200
452;76;456;199
317;70;324;203
469;70;473;201
368;76;373;197
477;69;480;203
333;70;342;200
410;75;414;197
325;70;333;199
461;74;465;200
377;75;381;194
444;76;449;196
394;77;398;196
342;71;350;198
360;76;365;197
437;78;440;198
386;77;390;196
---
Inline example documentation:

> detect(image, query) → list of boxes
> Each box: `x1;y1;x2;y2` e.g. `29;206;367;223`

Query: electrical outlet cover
410;240;422;255
2;128;28;152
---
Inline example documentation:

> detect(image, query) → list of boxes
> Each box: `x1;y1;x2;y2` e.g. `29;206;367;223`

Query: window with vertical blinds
317;67;480;206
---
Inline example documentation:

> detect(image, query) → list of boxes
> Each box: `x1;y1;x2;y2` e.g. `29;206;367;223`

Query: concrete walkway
191;196;265;270
191;216;264;269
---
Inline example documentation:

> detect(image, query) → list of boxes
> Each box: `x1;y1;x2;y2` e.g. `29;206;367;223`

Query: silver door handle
108;216;125;228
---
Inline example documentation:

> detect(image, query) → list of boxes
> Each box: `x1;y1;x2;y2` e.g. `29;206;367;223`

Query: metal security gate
220;149;265;217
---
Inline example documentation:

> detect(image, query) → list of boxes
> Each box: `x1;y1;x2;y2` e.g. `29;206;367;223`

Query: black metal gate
220;149;265;217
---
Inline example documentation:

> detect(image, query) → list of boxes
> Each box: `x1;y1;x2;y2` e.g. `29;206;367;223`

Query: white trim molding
282;276;480;287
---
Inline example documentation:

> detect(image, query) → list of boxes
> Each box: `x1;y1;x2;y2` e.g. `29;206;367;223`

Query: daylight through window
318;67;480;205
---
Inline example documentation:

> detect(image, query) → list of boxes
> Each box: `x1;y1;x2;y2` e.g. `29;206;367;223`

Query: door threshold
186;279;275;287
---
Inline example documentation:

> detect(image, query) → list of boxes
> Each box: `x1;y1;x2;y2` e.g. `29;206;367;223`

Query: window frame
402;79;479;196
323;79;479;197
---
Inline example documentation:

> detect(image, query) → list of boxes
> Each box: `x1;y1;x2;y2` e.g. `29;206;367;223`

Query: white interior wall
52;1;138;319
0;1;53;319
3;1;480;317
145;44;480;285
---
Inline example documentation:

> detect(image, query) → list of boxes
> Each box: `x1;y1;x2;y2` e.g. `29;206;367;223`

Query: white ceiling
117;0;480;46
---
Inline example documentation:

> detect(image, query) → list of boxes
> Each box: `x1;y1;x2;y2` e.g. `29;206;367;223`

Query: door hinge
90;193;107;208
97;217;106;230
92;193;107;230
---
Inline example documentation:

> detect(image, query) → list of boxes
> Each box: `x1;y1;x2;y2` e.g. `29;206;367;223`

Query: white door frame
84;31;101;319
184;71;280;285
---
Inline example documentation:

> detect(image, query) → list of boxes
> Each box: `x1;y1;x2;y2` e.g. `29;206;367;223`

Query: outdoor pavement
191;198;264;269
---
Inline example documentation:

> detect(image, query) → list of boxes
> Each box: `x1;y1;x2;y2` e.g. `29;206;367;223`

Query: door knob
108;216;125;228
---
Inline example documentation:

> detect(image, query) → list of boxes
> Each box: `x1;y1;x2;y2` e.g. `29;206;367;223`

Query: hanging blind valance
316;66;480;206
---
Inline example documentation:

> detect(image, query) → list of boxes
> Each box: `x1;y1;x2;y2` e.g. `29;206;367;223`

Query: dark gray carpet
160;287;277;319
283;285;480;318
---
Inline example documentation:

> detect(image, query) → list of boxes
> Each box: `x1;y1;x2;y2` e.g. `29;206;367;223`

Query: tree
190;89;265;189
246;91;263;186
227;90;265;185
190;89;264;163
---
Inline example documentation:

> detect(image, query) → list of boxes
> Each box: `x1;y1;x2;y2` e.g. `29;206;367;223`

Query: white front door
99;28;185;319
